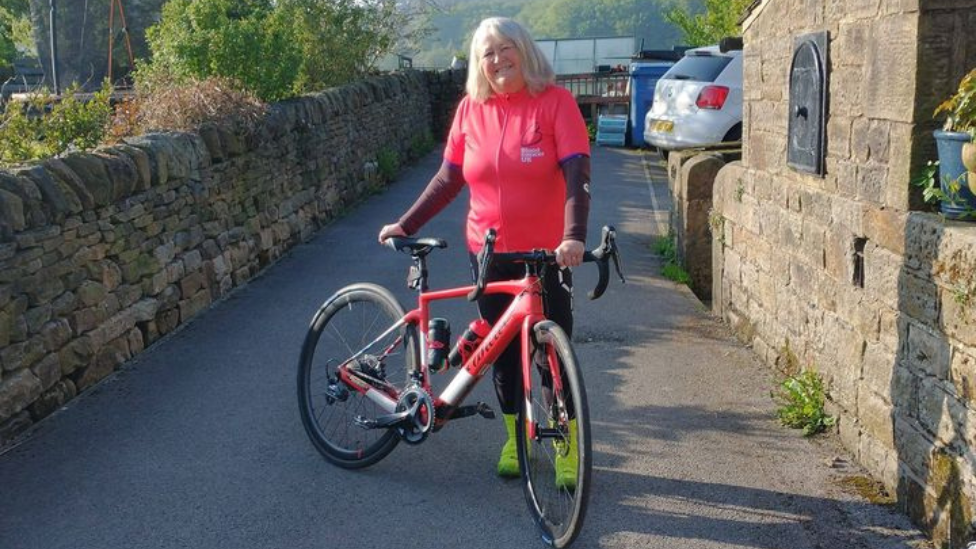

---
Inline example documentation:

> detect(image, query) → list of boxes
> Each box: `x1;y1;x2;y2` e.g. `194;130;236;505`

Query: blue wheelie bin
629;62;673;147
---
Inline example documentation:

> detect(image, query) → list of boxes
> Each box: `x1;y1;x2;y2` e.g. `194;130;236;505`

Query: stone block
861;14;918;123
903;213;943;272
949;349;975;405
0;189;26;237
21;165;83;219
182;250;203;272
111;145;152;192
899;272;941;329
27;380;76;421
858;386;895;447
157;308;180;335
835;21;869;67
61;153;113;207
59;336;94;376
856;165;887;205
180;271;207;297
858;430;899;494
905;321;952;379
73;337;130;392
863;207;908;256
40;319;72;352
23;304;52;335
77;281;108;307
179;290;211;322
30;353;60;391
863;342;897;396
0;370;43;422
918;377;957;444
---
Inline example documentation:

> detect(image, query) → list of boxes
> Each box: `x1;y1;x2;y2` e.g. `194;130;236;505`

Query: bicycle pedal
476;402;495;419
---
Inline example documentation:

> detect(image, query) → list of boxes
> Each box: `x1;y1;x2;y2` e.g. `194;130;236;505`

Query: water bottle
448;319;492;368
427;318;451;372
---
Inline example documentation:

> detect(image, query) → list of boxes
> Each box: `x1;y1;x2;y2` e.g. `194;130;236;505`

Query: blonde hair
466;17;555;102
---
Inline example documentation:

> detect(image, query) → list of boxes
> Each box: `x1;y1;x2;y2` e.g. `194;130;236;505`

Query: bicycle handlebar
467;225;625;302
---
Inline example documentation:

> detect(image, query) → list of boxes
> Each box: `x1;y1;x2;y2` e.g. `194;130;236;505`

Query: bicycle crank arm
439;402;496;421
354;409;413;430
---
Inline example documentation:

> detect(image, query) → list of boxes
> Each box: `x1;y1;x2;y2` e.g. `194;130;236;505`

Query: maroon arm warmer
397;162;466;235
561;155;591;243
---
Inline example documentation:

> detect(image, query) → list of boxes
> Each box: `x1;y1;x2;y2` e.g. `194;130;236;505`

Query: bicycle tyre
297;283;419;469
517;320;592;548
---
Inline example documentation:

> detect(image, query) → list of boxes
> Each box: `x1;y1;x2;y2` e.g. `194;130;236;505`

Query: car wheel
722;124;742;143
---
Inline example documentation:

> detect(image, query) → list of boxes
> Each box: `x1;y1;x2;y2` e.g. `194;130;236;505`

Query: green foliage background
145;0;405;101
665;0;752;47
0;0;34;73
411;0;712;68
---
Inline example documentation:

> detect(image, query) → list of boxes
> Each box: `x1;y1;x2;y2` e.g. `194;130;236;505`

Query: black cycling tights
469;254;575;418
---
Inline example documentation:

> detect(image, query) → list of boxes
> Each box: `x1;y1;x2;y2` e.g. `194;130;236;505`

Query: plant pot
933;130;976;219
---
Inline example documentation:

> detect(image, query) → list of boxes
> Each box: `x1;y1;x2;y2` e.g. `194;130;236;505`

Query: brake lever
605;229;626;284
467;229;496;302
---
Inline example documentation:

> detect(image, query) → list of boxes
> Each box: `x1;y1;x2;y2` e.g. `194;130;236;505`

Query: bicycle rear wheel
297;283;418;469
517;321;591;548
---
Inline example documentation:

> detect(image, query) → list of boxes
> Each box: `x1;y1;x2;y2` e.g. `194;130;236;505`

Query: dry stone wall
709;1;976;546
0;70;465;446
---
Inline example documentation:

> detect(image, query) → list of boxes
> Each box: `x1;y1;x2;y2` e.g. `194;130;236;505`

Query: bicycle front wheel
297;283;419;469
517;320;592;548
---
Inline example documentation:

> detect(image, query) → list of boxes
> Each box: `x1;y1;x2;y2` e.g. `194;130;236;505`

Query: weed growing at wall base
377;148;400;181
772;370;836;436
653;232;692;285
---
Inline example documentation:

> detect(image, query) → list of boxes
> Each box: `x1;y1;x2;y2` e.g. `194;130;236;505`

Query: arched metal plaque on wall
787;31;829;176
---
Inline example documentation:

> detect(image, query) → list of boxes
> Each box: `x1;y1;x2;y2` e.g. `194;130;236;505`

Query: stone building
703;0;976;545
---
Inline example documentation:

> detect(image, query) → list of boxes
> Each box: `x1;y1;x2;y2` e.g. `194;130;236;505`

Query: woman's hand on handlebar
378;223;407;244
554;239;585;268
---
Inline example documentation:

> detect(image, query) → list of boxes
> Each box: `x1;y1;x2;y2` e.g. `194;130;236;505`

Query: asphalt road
0;146;931;549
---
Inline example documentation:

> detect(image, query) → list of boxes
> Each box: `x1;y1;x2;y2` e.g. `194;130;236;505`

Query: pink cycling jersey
444;85;590;252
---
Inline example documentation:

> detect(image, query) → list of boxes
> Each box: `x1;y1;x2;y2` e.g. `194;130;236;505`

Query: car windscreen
661;55;732;83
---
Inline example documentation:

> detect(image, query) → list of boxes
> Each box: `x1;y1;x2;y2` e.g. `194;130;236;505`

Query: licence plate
652;120;674;133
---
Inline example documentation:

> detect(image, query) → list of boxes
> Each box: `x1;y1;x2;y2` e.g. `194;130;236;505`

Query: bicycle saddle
385;236;447;256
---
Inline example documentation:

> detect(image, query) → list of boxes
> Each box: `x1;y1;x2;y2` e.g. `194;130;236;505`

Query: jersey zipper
495;96;509;250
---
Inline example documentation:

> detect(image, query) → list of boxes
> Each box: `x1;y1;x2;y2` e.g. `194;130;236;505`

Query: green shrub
44;83;114;152
145;0;304;102
0;81;114;165
773;370;836;436
144;0;405;101
377;148;400;181
282;0;404;90
409;131;436;158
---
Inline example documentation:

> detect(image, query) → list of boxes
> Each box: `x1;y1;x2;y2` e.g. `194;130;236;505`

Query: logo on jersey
520;122;544;163
521;147;544;163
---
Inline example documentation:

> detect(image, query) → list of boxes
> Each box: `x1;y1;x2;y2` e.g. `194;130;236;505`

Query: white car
644;45;743;154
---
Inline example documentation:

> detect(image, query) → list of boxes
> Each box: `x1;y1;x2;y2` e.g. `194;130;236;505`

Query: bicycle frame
336;272;563;441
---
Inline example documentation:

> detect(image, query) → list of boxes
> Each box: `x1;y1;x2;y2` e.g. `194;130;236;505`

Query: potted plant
932;67;976;219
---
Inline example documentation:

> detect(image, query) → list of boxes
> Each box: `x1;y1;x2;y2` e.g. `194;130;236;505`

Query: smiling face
478;35;526;95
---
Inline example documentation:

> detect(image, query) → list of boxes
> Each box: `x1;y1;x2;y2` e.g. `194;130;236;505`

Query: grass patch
772;369;836;436
653;232;691;285
835;475;895;506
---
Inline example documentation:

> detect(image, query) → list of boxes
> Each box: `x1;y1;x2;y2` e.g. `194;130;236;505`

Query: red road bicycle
297;227;624;548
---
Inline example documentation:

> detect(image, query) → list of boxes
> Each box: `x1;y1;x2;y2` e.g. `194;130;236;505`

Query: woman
378;17;591;487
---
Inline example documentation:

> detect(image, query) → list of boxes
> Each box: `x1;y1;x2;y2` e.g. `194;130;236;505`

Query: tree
144;0;409;100
0;0;33;73
665;0;751;47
